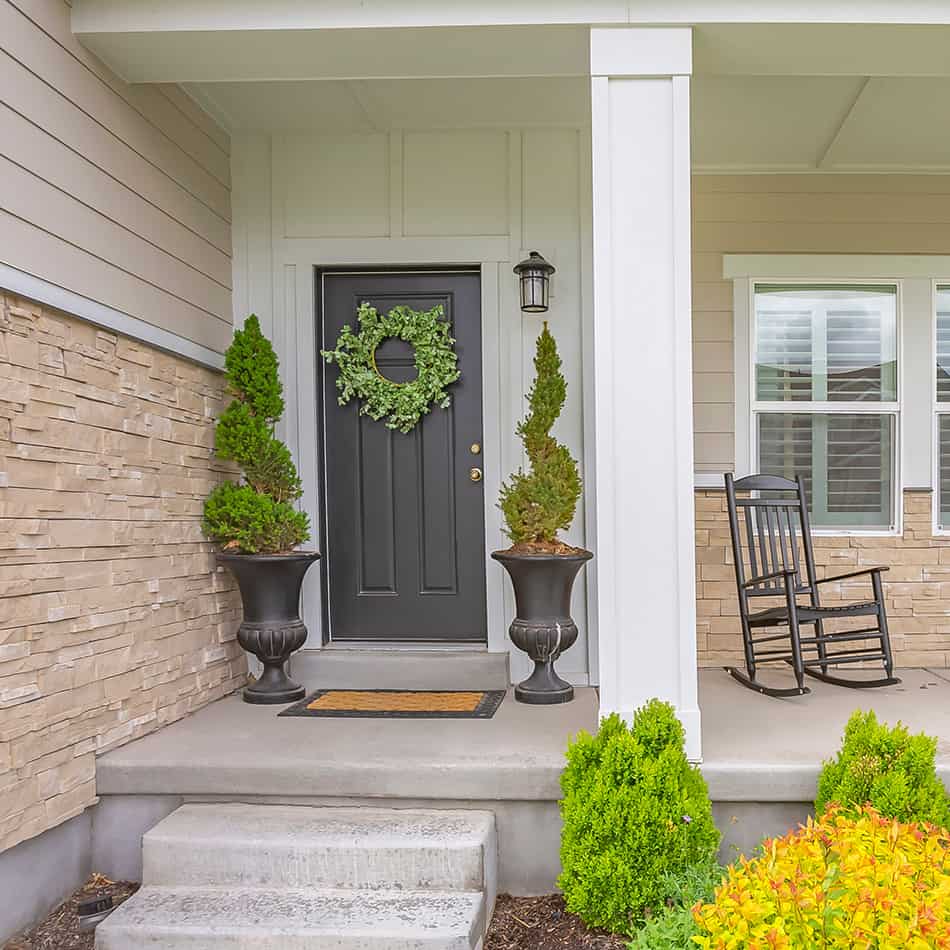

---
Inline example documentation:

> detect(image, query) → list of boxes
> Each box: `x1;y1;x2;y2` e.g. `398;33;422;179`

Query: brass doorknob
469;467;483;483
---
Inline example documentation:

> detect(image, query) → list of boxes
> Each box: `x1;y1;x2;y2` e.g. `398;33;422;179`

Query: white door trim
274;245;508;656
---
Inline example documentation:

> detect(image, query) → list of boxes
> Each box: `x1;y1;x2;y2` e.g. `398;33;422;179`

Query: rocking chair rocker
724;473;899;697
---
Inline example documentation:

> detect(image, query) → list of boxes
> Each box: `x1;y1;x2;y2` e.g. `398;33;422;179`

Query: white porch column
589;27;701;759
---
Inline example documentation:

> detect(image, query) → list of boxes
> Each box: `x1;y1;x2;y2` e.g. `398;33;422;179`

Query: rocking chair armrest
742;568;798;589
814;566;890;586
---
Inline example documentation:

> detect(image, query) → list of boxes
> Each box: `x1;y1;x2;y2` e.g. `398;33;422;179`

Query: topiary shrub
499;323;582;551
203;315;310;554
816;709;950;827
693;805;950;948
559;700;719;934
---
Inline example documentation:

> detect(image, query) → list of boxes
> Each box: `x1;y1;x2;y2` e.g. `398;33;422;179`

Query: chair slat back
725;473;816;599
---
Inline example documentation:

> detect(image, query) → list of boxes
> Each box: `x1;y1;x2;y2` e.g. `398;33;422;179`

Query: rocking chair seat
747;601;879;627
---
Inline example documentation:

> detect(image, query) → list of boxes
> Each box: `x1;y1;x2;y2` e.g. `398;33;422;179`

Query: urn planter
491;549;593;705
218;551;320;704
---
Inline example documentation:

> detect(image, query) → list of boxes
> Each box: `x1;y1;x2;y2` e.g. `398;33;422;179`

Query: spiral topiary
499;323;582;550
202;315;310;554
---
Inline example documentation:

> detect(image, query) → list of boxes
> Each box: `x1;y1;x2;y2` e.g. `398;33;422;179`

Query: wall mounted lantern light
513;251;555;313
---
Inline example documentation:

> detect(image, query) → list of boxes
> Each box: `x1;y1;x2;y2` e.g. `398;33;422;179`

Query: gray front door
318;270;487;642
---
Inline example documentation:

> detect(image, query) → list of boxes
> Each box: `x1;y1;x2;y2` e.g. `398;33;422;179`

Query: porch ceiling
70;11;950;172
185;73;950;173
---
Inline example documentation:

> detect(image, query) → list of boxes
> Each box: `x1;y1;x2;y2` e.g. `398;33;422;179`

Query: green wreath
321;302;461;433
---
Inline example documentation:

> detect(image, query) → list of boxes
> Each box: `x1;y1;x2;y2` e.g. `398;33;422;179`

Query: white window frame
726;255;950;537
932;280;950;535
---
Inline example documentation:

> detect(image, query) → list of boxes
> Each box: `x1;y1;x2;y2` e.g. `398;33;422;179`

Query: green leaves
499;324;582;546
559;701;720;935
320;303;460;433
202;482;310;555
203;314;309;553
224;314;284;422
816;709;950;826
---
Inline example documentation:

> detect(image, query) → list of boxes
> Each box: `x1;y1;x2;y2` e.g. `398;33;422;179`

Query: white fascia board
0;264;225;370
724;254;950;280
72;0;950;32
590;27;692;77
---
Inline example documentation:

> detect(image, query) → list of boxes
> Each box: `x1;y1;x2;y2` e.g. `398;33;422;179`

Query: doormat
279;689;506;719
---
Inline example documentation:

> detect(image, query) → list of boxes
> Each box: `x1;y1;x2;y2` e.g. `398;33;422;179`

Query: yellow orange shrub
692;805;950;949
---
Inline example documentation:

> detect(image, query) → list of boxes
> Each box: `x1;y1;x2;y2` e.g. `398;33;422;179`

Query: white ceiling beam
692;24;950;77
72;25;591;84
72;0;950;33
75;21;950;85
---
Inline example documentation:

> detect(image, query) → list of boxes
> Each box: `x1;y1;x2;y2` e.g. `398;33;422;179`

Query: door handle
469;467;483;483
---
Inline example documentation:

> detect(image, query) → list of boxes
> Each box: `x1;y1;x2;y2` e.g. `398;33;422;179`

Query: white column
589;27;701;759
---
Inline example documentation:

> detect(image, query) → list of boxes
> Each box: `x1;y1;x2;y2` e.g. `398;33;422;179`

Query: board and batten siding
0;0;232;354
231;128;592;683
691;173;950;475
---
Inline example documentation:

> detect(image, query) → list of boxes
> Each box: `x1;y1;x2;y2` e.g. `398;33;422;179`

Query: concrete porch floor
97;668;950;800
91;669;950;890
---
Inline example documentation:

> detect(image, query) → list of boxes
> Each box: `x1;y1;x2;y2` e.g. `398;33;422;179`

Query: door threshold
320;642;489;652
290;646;509;690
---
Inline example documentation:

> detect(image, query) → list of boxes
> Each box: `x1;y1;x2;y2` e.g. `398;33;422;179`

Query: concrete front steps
95;803;497;950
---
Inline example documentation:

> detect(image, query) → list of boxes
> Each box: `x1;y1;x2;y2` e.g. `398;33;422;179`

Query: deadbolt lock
470;442;481;455
469;467;483;483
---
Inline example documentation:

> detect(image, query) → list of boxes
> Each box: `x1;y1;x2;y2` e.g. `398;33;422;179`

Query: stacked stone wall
696;489;950;668
0;293;245;852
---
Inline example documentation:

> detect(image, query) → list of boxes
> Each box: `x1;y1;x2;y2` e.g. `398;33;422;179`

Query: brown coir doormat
279;689;506;719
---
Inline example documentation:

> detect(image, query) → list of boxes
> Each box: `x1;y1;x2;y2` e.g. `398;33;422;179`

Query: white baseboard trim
0;264;225;370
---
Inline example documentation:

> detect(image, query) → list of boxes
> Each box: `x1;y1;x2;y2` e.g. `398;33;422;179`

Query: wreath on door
321;302;461;433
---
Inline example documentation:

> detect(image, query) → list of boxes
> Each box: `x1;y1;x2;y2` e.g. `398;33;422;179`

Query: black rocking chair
724;473;899;697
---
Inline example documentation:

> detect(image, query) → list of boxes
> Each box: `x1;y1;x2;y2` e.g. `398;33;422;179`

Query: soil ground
485;895;629;950
5;884;623;950
2;876;138;950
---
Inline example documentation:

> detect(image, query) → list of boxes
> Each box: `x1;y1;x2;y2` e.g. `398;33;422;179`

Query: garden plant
693;805;950;948
816;709;950;827
203;314;310;554
627;859;724;950
499;321;582;552
559;700;719;935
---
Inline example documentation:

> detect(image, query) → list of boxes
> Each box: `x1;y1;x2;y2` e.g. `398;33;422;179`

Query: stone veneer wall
0;293;246;853
696;488;950;668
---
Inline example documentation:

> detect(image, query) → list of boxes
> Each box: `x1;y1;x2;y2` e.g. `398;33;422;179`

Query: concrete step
289;649;510;690
95;886;485;950
143;804;497;894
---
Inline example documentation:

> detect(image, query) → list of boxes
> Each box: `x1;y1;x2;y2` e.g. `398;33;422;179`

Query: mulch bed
3;875;138;950
486;895;629;950
6;883;618;950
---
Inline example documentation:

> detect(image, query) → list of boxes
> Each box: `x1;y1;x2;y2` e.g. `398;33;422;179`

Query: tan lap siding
691;173;950;475
0;294;245;853
0;0;232;352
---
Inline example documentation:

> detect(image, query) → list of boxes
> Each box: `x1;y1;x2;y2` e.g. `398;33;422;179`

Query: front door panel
319;270;486;641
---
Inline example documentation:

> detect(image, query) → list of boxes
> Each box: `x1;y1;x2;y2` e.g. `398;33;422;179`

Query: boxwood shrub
559;700;719;934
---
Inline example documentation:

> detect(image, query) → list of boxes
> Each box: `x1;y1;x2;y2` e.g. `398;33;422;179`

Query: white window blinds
753;284;898;530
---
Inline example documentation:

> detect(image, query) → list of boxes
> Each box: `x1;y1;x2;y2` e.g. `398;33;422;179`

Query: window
753;284;898;530
936;286;950;529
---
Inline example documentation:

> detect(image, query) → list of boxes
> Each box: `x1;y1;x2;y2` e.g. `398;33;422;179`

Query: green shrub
628;860;724;950
628;906;697;950
499;323;581;547
559;701;720;935
203;482;309;555
816;709;950;827
202;315;310;553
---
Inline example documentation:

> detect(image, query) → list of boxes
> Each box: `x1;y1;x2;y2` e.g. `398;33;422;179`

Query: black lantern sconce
514;251;555;314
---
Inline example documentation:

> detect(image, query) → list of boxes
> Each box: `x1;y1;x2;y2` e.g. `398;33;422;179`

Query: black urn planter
491;549;593;705
218;551;320;704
